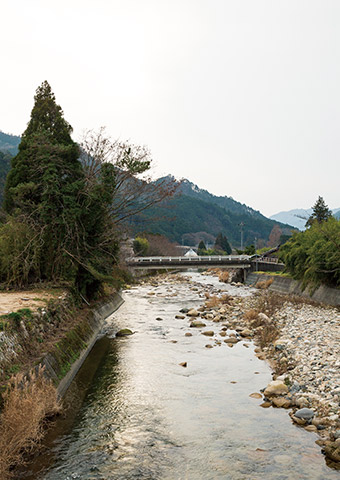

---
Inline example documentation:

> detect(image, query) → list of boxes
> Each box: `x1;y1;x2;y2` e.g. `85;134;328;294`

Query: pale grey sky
1;0;340;216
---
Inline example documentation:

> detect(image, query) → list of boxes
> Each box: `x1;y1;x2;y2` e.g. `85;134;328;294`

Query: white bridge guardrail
127;255;252;264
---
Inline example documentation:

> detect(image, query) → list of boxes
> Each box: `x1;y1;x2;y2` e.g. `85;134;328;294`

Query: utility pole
239;222;245;250
254;236;258;271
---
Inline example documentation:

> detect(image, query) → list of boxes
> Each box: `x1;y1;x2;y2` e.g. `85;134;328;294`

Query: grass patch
254;271;291;277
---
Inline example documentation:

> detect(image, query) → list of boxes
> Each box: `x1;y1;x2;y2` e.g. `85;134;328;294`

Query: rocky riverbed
137;270;340;468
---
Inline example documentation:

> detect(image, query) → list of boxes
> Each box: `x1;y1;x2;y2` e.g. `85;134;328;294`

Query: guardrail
127;255;252;265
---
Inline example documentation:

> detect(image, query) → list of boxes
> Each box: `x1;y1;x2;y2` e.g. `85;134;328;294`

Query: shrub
0;366;61;479
256;278;273;289
218;271;229;283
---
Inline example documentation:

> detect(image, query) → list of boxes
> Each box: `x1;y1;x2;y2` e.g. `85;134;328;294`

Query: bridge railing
127;255;252;265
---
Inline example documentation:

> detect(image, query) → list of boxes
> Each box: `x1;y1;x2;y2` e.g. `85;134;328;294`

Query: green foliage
280;217;340;288
0;150;12;206
305;196;332;227
0;218;42;286
214;232;232;254
131;188;288;247
0;131;21;155
198;240;206;251
236;245;255;255
0;82;119;298
0;308;33;330
197;240;207;255
133;236;150;256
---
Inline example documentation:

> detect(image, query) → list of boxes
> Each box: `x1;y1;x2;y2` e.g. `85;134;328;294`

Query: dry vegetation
0;367;60;479
204;292;233;308
256;277;274;289
242;292;284;349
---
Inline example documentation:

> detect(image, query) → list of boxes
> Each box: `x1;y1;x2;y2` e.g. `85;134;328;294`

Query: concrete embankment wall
246;273;340;307
41;292;124;398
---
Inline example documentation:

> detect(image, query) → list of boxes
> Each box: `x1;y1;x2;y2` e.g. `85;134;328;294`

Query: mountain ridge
270;207;340;230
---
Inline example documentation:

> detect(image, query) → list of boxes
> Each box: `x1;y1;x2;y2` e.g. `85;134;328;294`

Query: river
22;272;339;479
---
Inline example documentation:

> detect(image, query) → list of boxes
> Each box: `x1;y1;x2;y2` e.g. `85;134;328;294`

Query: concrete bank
246;273;340;307
41;292;124;398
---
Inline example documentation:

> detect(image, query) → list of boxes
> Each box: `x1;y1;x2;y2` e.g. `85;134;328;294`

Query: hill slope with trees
130;177;293;247
0;131;20;155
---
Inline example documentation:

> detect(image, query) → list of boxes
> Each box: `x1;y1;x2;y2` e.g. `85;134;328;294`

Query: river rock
180;308;189;313
179;362;187;367
294;408;314;421
264;380;289;397
323;442;340;463
185;332;192;337
175;315;185;319
201;330;214;336
190;320;206;328
116;329;133;337
258;312;270;321
294;397;309;408
271;397;291;408
260;401;272;408
240;328;252;337
205;344;213;348
224;337;239;344
219;331;227;337
249;392;262;399
304;425;317;432
187;309;199;317
291;415;307;426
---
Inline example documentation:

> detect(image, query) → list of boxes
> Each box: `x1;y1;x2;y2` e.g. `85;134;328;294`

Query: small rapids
21;272;339;479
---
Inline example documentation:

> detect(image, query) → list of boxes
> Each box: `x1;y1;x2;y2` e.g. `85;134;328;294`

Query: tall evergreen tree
214;232;232;254
198;240;206;251
306;196;332;227
3;81;85;282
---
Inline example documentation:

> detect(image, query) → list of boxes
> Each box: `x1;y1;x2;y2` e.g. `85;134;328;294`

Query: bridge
126;255;285;274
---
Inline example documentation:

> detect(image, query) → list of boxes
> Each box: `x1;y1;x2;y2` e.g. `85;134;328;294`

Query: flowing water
23;272;339;479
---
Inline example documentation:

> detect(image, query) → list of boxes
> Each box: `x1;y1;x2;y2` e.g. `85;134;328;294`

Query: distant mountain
270;207;340;230
0;131;20;156
129;177;294;247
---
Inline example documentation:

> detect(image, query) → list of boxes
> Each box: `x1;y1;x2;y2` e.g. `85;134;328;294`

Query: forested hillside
0;131;20;155
129;179;293;247
0;151;12;205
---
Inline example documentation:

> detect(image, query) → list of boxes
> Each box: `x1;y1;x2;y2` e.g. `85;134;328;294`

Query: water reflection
26;273;339;479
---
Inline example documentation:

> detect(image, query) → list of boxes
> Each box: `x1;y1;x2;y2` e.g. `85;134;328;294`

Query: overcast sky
1;0;340;217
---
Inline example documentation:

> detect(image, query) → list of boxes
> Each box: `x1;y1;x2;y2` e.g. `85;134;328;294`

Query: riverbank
26;270;337;480
138;271;340;468
0;288;124;479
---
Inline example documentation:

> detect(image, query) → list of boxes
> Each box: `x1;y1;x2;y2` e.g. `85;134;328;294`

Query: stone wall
245;273;340;307
40;293;124;397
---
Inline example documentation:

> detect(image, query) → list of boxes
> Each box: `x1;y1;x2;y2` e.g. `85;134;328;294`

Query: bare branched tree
79;128;178;227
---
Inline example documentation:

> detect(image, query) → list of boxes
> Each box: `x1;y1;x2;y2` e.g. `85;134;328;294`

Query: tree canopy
280;216;340;288
306;196;332;227
0;82;118;297
214;233;232;254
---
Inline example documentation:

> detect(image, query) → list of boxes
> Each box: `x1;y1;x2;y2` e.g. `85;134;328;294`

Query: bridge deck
127;255;252;268
126;255;285;271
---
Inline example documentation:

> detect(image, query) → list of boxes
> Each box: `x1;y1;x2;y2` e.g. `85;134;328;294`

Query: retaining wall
40;292;124;397
246;273;340;307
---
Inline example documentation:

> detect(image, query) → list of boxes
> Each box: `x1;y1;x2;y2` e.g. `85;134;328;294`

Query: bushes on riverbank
279;217;340;289
0;367;60;480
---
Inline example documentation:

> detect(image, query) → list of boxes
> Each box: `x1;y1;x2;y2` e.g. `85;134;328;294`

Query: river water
23;272;339;479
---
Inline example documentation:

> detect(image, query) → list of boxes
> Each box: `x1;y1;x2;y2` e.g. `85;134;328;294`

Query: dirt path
0;291;63;315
